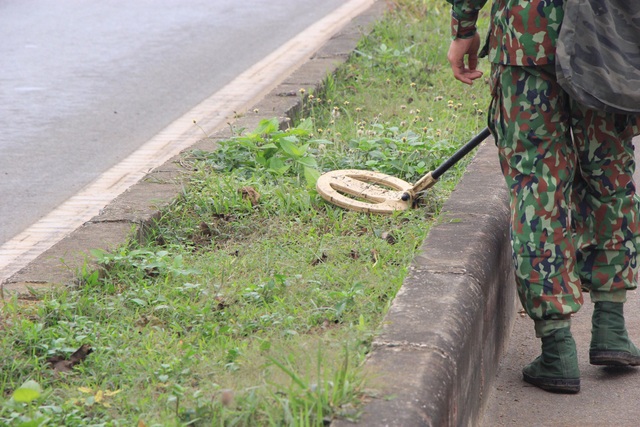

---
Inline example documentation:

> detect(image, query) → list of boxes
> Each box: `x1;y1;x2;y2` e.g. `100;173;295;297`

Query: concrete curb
333;140;516;426
3;2;516;425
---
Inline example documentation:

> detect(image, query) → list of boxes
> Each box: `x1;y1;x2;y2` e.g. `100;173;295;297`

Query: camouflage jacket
447;0;564;66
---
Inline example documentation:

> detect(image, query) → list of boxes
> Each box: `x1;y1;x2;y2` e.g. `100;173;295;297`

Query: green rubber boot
522;327;580;393
590;301;640;366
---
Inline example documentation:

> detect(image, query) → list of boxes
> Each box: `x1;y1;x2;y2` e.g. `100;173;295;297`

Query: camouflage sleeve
446;0;488;39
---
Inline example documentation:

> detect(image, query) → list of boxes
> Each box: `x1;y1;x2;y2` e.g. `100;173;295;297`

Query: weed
197;117;321;188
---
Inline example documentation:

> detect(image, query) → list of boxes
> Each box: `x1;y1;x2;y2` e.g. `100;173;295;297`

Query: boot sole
522;372;580;394
590;350;640;366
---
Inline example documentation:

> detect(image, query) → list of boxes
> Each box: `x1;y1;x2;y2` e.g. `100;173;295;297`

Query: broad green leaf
268;157;289;175
296;118;314;131
254;118;279;135
368;150;387;160
296;156;318;168
279;139;305;158
13;380;42;403
15;419;47;427
90;248;108;260
304;167;321;187
235;137;260;149
279;135;299;144
285;128;310;138
255;154;269;168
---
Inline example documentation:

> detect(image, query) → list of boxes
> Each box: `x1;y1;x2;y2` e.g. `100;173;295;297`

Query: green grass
0;1;491;426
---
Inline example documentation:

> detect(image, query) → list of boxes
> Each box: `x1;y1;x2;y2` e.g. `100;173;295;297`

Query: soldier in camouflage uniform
445;0;640;393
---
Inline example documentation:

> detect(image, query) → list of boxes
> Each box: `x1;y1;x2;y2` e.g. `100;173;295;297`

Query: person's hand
447;33;483;85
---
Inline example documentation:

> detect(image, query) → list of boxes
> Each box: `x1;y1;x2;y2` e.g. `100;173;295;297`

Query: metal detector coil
316;128;491;214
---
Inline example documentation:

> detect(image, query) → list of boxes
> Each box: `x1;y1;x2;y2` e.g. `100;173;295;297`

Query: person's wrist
450;11;477;39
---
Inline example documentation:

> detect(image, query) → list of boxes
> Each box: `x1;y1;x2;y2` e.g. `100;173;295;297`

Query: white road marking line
0;0;374;283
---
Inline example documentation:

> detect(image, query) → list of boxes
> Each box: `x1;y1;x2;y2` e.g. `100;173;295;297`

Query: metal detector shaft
432;127;491;180
401;127;491;201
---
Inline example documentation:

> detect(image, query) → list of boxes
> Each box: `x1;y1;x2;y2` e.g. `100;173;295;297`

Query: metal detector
316;127;491;214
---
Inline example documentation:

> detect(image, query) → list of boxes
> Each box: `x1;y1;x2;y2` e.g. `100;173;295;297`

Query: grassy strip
1;2;490;426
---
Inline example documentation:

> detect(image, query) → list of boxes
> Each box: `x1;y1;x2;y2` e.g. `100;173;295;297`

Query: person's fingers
455;67;473;85
468;53;479;74
460;70;483;85
451;60;483;85
466;68;484;83
449;57;468;83
467;33;481;71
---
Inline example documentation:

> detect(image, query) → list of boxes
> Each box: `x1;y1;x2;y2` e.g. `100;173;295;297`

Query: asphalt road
0;0;347;245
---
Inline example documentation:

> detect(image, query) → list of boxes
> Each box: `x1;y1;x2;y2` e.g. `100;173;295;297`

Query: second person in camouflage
446;0;640;393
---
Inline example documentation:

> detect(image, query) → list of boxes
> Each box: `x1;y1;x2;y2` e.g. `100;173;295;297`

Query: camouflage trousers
488;64;640;326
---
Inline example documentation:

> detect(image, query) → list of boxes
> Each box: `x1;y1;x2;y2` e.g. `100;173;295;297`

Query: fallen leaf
50;359;74;372
47;344;93;373
381;231;397;245
70;344;93;363
238;186;261;206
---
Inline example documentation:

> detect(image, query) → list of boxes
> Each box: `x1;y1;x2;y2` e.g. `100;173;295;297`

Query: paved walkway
481;136;640;426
